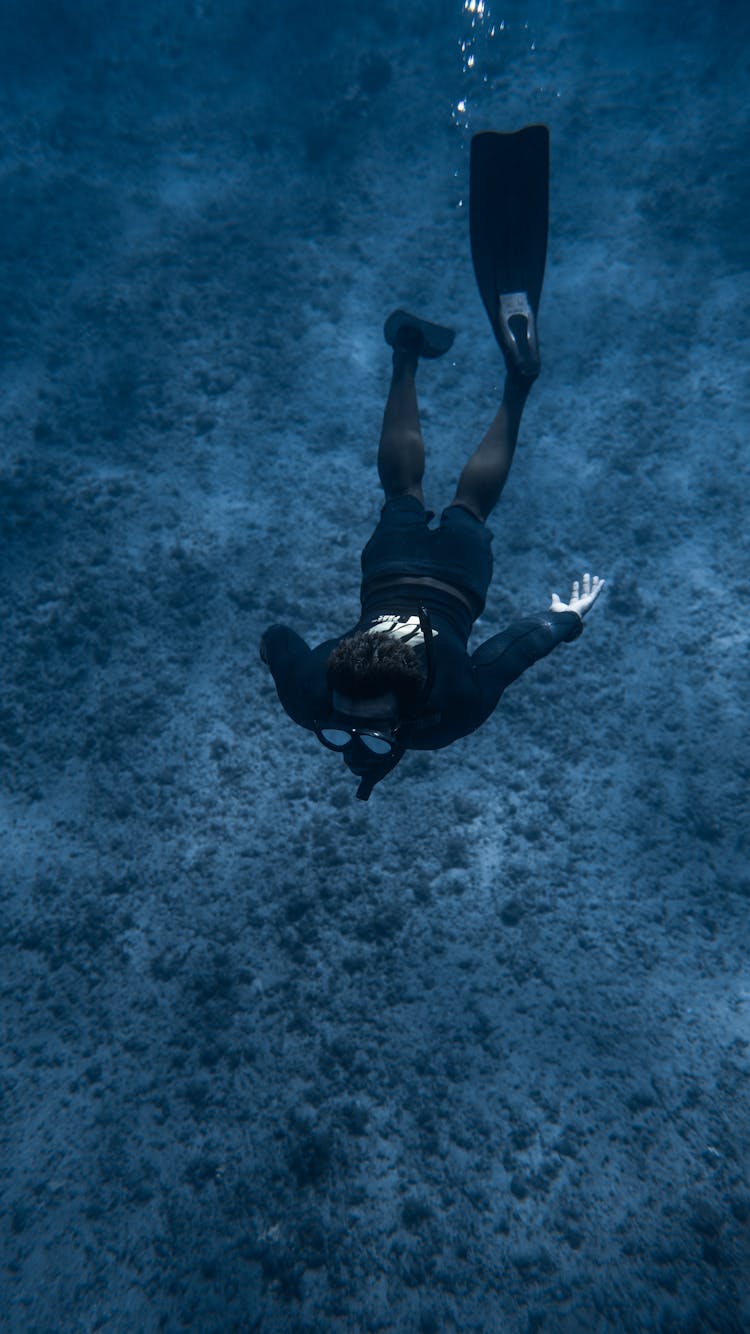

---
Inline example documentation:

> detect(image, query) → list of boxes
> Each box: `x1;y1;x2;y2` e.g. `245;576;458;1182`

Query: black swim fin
470;125;549;380
384;309;455;359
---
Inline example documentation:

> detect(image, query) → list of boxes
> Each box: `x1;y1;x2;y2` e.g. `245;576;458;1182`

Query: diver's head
325;631;426;717
326;690;400;776
315;690;404;798
319;615;434;799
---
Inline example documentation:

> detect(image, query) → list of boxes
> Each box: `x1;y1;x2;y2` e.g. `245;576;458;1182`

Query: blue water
1;1;749;1329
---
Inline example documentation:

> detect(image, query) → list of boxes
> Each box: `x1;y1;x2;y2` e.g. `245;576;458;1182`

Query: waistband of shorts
363;573;476;615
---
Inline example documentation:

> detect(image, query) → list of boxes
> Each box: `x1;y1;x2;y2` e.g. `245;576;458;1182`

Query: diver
260;126;604;800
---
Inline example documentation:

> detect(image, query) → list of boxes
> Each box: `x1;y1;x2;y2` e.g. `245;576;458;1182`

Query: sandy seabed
1;2;749;1329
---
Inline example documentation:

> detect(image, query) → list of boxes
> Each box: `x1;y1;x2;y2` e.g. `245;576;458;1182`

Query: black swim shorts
360;495;494;618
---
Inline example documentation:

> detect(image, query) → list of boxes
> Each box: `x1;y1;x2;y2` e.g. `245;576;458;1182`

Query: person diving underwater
260;125;604;800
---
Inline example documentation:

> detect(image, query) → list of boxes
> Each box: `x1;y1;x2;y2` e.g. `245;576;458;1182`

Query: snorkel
417;603;437;705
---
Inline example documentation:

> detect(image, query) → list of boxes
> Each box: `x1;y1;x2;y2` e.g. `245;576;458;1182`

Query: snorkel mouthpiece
354;746;404;800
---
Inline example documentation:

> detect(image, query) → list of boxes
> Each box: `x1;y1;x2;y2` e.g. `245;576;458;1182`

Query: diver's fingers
577;575;606;614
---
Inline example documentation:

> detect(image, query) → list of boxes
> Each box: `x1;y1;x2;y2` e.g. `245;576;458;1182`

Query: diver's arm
470;611;581;711
260;625;333;730
260;624;299;668
469;572;604;719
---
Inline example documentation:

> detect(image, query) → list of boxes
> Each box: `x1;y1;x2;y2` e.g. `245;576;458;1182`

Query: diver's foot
384;309;455;360
497;292;540;382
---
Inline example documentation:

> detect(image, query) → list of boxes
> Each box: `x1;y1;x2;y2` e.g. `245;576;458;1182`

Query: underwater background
1;0;749;1329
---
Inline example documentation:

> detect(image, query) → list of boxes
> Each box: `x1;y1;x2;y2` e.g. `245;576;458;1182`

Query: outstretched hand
550;572;605;619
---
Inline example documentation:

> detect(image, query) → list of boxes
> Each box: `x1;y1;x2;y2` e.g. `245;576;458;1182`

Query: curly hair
326;632;426;715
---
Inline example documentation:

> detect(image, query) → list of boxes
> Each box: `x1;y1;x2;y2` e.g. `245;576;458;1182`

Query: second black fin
470;125;549;379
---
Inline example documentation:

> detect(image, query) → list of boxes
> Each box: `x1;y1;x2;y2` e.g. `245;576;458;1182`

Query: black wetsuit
261;495;583;751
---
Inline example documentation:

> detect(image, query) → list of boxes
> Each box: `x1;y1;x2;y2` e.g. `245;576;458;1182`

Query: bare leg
377;346;425;504
449;373;530;521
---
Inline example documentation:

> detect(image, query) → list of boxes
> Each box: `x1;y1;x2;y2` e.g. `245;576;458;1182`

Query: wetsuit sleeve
260;624;336;730
469;610;583;722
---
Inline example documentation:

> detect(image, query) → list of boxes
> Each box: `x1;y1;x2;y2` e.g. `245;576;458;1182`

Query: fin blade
470;125;550;340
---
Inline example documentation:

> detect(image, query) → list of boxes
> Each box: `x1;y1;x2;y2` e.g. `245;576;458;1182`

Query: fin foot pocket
499;292;540;380
384;309;455;359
